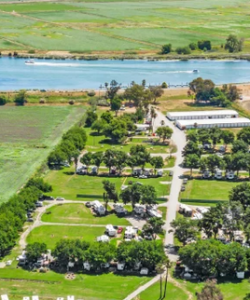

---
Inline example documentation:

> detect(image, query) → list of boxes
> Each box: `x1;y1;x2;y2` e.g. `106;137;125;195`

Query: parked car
139;175;148;179
169;171;173;176
42;195;54;201
27;218;34;222
56;197;65;201
181;185;185;191
183;178;188;184
117;227;123;234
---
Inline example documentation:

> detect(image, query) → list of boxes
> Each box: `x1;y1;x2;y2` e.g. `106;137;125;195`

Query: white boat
193;69;199;73
25;59;35;65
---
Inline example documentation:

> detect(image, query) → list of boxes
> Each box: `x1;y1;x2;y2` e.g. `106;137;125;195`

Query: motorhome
226;171;235;180
214;169;223;179
92;200;106;215
124;226;136;240
113;203;127;215
105;224;117;237
134;204;146;216
202;170;211;179
147;205;162;218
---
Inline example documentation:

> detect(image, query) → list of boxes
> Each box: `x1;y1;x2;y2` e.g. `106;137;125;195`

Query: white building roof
177;117;250;127
135;124;150;129
167;110;238;118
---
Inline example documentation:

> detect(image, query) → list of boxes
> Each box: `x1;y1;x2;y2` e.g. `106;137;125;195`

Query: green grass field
0;106;85;202
0;0;250;52
86;130;171;154
0;268;151;300
41;203;130;225
180;178;241;203
44;166;170;201
137;280;187;300
26;225;105;248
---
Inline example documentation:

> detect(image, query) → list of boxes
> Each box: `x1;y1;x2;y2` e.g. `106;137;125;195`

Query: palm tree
71;150;80;174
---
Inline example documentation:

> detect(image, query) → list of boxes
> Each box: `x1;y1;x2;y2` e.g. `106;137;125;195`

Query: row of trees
161;35;244;55
102;178;157;207
179;239;250;277
189;77;240;105
172;183;250;246
81;145;165;175
98;80;165;110
48;126;87;166
0;177;51;257
26;239;167;272
186;127;236;149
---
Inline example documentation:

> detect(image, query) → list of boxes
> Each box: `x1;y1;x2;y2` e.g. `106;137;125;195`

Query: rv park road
153;109;186;246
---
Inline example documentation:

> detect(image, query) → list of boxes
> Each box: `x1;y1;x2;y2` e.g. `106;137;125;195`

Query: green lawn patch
0;268;151;300
86;131;170;154
44;166;171;200
180;178;241;202
41;203;130;226
27;225;105;249
164;156;176;168
138;280;187;300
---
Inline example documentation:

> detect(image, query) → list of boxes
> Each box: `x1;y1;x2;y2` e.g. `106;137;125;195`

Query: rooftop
167;110;238;117
176;117;250;126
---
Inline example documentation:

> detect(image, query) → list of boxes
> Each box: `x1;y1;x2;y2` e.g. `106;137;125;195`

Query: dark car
181;185;186;191
85;201;92;208
169;171;173;176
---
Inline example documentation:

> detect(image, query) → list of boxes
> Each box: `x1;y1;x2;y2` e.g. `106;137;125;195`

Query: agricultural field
41;203;130;225
44;166;171;201
0;106;85;202
0;0;249;52
0;268;151;300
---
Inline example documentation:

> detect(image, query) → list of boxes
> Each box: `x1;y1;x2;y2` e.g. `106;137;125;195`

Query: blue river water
0;57;250;90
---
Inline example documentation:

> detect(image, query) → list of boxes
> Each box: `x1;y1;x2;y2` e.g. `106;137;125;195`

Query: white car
56;197;65;201
139;175;148;179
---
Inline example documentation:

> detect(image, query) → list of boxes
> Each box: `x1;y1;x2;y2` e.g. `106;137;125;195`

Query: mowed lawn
26;225;105;248
0;0;250;52
138;280;187;300
0;106;85;202
44;166;171;201
41;203;130;225
0;268;151;300
86;130;171;154
181;179;241;202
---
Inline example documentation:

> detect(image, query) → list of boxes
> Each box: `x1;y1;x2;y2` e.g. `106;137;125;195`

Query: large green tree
26;242;47;263
170;217;198;246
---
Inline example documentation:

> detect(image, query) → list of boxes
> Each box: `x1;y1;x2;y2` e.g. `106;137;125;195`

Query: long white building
176;117;250;130
166;110;238;121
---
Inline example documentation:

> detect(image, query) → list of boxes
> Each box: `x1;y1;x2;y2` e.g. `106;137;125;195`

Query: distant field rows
0;106;85;202
0;0;249;52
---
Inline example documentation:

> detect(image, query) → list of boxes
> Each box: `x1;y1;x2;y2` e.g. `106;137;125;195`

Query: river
0;57;250;90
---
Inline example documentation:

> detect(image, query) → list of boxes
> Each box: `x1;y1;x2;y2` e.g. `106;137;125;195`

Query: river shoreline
1;51;250;61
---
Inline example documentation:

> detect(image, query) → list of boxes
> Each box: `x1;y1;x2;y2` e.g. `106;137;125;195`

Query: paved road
153;109;186;246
